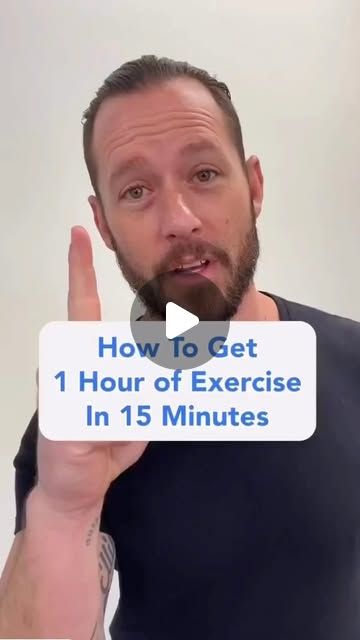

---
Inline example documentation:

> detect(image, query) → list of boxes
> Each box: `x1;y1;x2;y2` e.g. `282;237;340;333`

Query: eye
121;185;149;201
193;169;219;183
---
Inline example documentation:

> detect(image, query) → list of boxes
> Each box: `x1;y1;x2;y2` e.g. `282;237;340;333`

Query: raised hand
36;226;148;514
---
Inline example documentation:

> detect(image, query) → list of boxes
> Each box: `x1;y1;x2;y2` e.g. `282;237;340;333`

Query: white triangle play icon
166;302;199;339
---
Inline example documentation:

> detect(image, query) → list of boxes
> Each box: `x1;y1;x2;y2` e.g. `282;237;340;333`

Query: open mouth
172;259;210;275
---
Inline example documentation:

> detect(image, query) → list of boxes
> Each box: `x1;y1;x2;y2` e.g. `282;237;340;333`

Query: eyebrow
108;157;148;189
108;139;225;188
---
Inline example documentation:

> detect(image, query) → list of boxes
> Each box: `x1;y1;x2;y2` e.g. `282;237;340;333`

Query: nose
158;190;202;240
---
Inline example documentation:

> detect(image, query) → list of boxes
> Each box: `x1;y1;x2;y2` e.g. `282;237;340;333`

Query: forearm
0;486;114;640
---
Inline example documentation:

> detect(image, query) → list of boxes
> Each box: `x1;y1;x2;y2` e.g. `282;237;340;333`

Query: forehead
91;78;235;171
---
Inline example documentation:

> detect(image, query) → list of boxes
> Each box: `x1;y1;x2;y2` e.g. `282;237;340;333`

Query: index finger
68;226;101;321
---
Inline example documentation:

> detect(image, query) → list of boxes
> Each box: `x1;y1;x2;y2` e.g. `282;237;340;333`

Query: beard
109;204;260;321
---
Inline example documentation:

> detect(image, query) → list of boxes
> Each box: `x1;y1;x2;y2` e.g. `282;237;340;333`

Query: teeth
176;259;208;271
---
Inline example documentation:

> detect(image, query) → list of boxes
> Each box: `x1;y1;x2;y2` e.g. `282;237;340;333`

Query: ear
246;156;264;219
88;195;115;251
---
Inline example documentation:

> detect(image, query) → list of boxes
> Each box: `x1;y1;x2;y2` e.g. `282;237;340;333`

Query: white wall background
0;0;359;636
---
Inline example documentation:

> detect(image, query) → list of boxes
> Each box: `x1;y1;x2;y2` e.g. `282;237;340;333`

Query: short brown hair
82;54;246;196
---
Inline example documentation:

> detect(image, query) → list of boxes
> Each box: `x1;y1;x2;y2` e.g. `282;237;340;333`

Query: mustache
155;240;231;275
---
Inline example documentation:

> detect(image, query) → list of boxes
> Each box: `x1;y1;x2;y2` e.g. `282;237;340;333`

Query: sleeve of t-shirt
13;410;117;564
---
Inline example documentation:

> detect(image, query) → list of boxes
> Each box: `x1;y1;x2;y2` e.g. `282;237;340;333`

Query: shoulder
269;292;360;372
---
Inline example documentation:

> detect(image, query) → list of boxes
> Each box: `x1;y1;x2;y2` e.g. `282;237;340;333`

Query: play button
130;270;231;370
166;302;199;339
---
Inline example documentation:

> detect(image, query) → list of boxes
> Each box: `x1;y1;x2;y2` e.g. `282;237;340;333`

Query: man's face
89;78;264;320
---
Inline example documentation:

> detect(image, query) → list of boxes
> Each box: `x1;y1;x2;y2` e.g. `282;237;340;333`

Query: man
0;55;359;640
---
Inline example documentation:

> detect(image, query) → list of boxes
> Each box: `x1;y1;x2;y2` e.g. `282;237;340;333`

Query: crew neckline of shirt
260;291;291;321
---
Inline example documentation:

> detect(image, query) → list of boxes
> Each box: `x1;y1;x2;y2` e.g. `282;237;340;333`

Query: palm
37;226;148;511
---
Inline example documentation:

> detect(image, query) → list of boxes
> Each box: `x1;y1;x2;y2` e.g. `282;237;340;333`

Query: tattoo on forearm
99;533;116;608
86;516;100;546
85;532;115;638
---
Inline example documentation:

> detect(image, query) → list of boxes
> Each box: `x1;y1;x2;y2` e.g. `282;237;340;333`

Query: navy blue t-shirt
13;293;360;639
